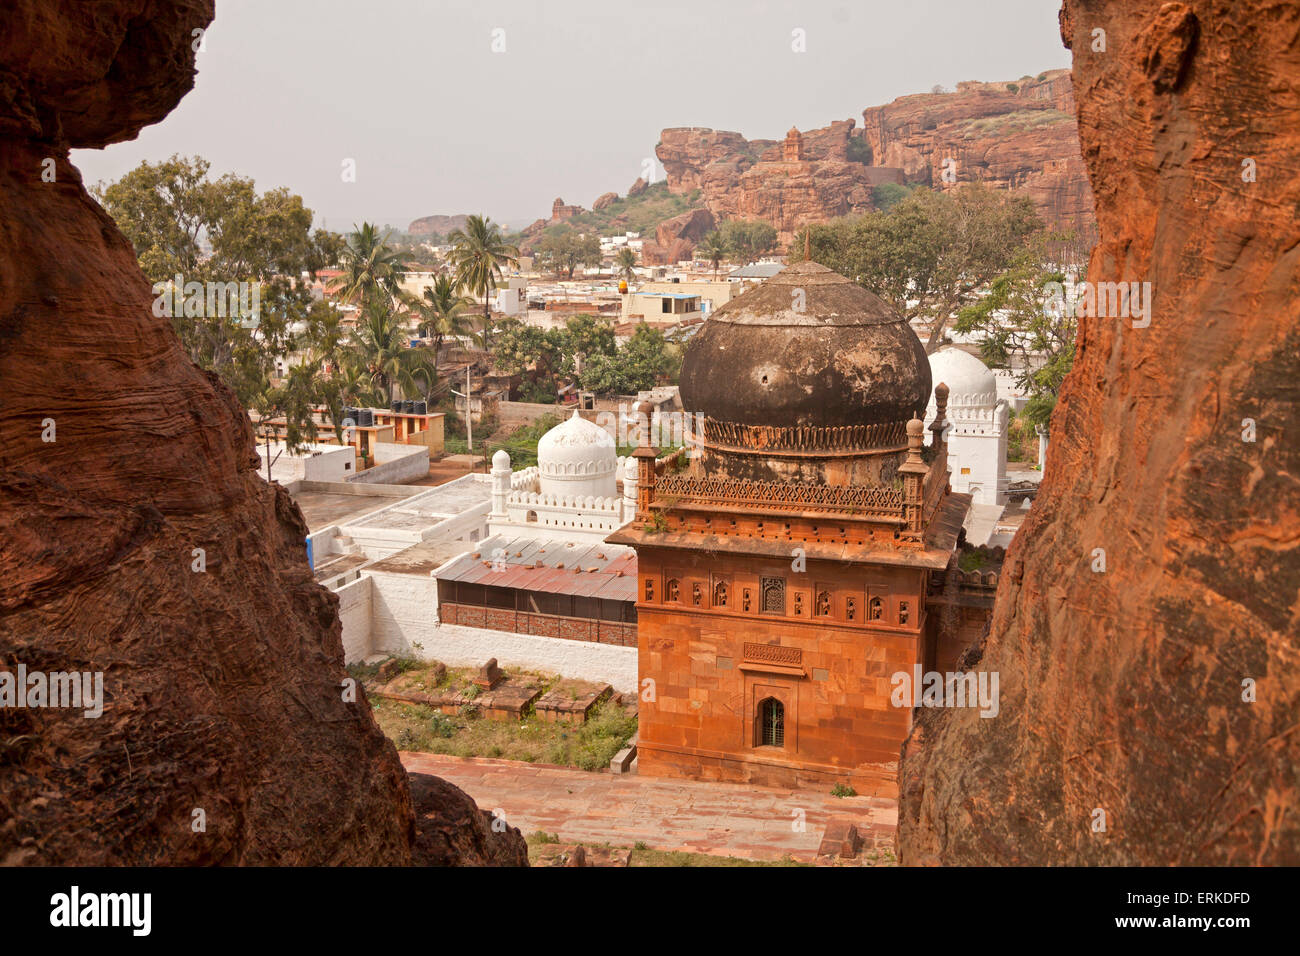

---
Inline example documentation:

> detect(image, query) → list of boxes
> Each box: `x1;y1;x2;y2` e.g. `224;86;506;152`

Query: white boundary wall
341;569;637;691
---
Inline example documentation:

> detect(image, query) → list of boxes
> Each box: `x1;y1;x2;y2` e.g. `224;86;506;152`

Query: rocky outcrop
409;773;528;866
407;213;469;237
898;0;1300;866
654;70;1094;243
0;0;520;866
592;191;619;211
861;69;1093;238
656;208;716;247
657;122;885;242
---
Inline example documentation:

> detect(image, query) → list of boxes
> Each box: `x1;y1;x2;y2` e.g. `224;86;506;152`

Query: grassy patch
958;549;987;573
371;665;636;772
961;109;1071;139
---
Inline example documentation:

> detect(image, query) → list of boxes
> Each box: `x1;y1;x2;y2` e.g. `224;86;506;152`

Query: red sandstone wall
636;547;924;791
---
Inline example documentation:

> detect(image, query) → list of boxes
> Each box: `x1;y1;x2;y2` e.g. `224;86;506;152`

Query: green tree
329;222;407;306
447;214;519;346
717;220;777;264
577;323;678;394
535;226;601;279
697;231;729;276
406;274;476;356
557;313;617;379
346;298;437;406
806;183;1042;351
97;156;335;465
953;238;1081;431
615;246;638;282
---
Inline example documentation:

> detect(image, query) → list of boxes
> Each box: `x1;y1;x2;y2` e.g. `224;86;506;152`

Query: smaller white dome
927;347;998;412
537;410;617;498
492;448;511;471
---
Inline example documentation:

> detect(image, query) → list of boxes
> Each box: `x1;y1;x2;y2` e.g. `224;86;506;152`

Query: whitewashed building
924;347;1009;506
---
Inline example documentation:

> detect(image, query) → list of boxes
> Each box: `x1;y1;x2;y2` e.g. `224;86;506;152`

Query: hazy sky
71;0;1070;231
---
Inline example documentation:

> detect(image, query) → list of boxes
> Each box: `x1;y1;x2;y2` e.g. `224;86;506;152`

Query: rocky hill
408;213;470;237
654;69;1094;246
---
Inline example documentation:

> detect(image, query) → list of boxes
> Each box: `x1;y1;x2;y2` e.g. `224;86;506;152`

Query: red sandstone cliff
0;0;524;866
655;70;1095;243
897;0;1300;865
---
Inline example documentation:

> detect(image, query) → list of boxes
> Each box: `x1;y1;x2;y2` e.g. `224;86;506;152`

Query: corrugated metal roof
436;534;638;602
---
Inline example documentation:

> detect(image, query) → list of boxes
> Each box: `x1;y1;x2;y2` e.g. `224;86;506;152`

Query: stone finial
634;400;655;450
899;415;928;475
931;382;950;444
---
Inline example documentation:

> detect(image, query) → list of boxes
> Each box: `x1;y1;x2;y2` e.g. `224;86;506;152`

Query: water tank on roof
357;408;374;427
390;400;402;412
402;400;415;413
413;401;427;415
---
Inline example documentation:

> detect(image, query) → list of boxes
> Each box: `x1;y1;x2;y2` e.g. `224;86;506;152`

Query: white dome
927;347;998;411
537;410;617;498
492;448;511;471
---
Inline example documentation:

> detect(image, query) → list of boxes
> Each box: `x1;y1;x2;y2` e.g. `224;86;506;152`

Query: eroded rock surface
897;0;1300;866
409;773;529;867
0;0;519;866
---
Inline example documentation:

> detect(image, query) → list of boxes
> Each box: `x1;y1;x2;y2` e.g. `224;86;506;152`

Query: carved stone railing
654;474;905;518
696;417;909;453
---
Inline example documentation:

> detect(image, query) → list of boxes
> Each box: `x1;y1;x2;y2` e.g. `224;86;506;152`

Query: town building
924;347;1009;506
609;261;995;793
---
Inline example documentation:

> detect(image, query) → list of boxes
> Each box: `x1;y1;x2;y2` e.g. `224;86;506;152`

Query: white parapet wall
350;569;637;692
349;442;430;484
337;575;374;663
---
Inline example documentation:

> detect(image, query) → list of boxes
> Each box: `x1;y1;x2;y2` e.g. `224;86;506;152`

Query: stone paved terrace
400;752;897;862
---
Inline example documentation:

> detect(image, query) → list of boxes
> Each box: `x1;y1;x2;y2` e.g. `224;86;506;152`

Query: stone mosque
609;261;996;793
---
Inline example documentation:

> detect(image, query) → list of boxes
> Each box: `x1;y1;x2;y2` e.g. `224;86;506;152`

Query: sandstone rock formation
407;213;469;237
655;208;716;248
655;71;1094;244
592;191;619;211
657;122;886;242
861;69;1094;239
898;0;1300;865
409;773;528;866
0;0;522;866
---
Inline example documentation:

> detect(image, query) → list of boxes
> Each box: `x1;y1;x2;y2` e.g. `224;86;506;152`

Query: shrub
831;783;858;798
428;712;458;739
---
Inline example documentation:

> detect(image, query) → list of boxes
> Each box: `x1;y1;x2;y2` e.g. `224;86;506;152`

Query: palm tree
346;299;437;406
405;275;476;358
329;223;406;306
446;214;519;347
698;231;729;277
615;246;638;283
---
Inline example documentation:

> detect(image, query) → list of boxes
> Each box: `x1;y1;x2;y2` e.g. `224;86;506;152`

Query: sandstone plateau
898;0;1300;865
0;0;525;866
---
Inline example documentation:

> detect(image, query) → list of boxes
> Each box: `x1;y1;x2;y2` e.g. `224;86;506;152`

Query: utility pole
450;364;473;463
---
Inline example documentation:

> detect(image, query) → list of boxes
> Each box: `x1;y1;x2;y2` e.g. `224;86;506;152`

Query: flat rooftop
295;490;402;531
344;478;492;532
